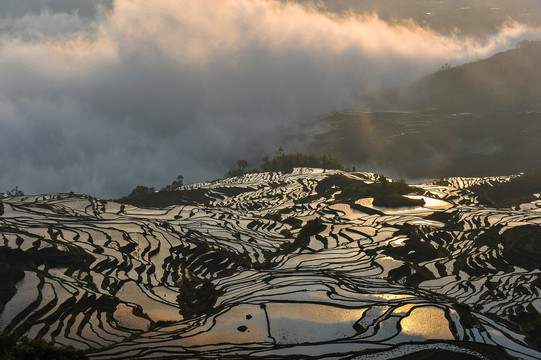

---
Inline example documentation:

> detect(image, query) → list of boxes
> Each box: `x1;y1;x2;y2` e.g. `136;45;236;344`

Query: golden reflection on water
403;195;453;209
266;303;368;344
267;303;366;323
394;303;420;314
385;236;407;247
115;281;182;322
113;303;150;330
399;306;453;339
372;293;415;300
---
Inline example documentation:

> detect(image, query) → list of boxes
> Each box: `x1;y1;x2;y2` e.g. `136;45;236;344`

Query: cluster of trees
127;174;184;197
0;187;24;215
128;185;156;197
438;63;452;71
2;186;24;197
313;173;425;208
225;160;249;178
0;333;85;360
225;148;345;178
260;151;344;173
161;174;184;192
125;149;345;198
469;173;541;208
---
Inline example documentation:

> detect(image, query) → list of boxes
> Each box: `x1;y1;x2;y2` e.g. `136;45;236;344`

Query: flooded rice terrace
1;168;541;359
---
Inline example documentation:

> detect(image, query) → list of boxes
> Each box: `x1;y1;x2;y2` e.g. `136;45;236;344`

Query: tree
161;174;184;192
170;174;184;189
236;160;248;172
7;186;24;196
377;174;388;187
225;160;249;178
439;63;451;71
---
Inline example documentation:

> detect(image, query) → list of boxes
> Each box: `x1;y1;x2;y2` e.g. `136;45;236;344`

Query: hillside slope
1;169;541;359
368;41;541;112
313;42;541;179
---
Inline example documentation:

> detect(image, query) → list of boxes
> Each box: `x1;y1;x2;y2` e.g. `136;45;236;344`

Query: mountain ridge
312;43;541;180
366;40;541;112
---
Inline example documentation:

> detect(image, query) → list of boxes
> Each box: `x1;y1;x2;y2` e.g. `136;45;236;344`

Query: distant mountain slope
311;42;541;179
313;109;541;179
368;41;541;112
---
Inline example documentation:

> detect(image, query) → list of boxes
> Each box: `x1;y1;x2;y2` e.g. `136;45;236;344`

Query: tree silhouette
7;186;24;196
128;185;155;197
161;174;184;191
225;160;249;178
236;160;248;172
171;174;184;188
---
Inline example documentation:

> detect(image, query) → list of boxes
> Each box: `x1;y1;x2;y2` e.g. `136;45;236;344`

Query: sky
1;0;540;198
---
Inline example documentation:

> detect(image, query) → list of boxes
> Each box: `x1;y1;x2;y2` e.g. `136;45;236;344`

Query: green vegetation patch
176;277;224;320
469;173;541;208
223;151;345;179
260;152;344;173
385;224;450;262
279;218;325;254
475;225;541;272
0;333;86;360
448;225;541;285
313;174;425;208
509;303;541;350
249;219;326;269
0;248;25;314
387;263;435;287
384;238;439;264
119;188;210;207
168;236;262;318
119;186;252;208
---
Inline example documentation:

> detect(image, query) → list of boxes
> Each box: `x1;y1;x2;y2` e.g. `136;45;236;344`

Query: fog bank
1;0;540;197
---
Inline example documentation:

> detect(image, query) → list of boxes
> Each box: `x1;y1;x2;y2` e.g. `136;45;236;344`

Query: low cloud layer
1;0;540;197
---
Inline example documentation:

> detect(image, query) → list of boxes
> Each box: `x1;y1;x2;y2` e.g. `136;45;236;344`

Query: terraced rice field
1;168;540;359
